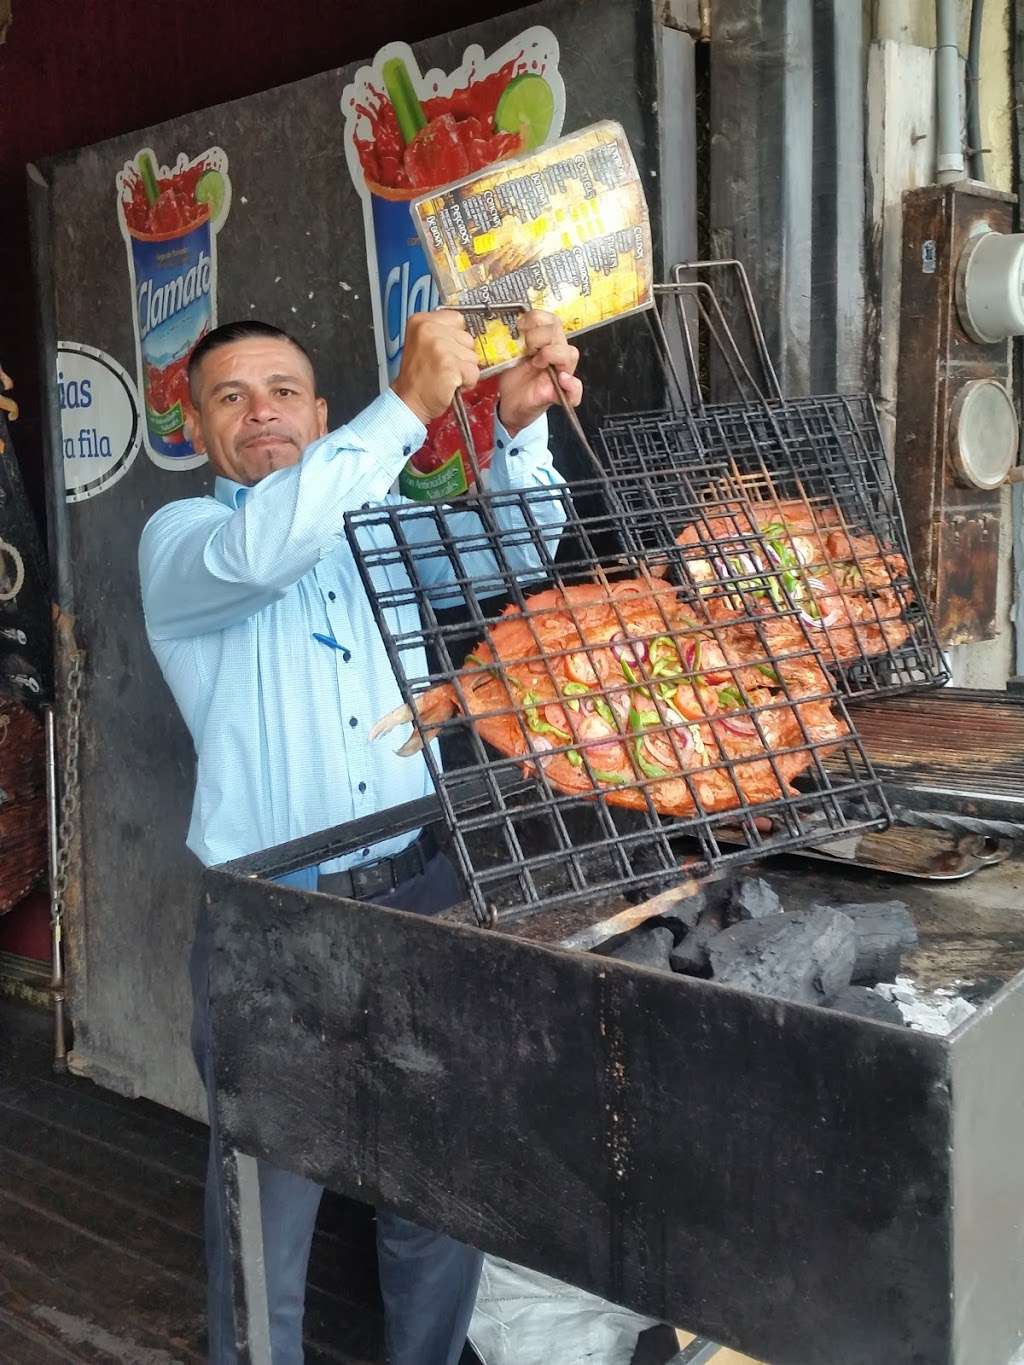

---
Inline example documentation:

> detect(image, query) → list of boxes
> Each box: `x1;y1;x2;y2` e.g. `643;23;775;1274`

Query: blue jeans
190;851;482;1364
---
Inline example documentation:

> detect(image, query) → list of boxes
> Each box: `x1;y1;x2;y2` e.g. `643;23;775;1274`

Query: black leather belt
317;831;435;903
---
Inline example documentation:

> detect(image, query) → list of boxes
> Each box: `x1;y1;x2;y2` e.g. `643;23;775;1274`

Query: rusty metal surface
800;825;1010;879
936;511;1003;644
0;699;45;912
894;184;1014;645
0;410;52;707
846;688;1024;803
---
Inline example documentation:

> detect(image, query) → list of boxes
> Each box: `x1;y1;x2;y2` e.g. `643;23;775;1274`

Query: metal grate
346;479;890;926
844;688;1024;830
597;264;949;700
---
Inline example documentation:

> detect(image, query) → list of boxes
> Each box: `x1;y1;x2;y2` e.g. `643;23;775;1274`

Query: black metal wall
33;0;695;1116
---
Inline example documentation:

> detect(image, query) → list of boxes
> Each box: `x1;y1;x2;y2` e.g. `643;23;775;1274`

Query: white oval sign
58;342;142;503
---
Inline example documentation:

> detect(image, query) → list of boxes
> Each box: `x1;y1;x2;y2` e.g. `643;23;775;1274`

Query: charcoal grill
205;810;1024;1365
202;262;1023;1365
345;476;890;927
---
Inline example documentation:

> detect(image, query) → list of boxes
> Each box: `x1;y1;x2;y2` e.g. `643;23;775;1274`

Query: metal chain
51;649;83;937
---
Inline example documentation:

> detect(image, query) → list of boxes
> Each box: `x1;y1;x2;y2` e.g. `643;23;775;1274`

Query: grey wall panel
710;0;866;398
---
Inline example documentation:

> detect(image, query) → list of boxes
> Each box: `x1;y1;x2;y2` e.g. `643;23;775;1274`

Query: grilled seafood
371;577;847;816
674;499;912;661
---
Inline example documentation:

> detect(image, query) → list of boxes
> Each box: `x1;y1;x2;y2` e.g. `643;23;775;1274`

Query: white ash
873;976;977;1035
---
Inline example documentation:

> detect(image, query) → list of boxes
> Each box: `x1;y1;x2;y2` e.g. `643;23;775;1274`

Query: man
138;308;582;1365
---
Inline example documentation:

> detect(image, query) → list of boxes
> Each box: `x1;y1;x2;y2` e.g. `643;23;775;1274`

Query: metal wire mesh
598;394;948;698
346;479;890;926
595;266;949;699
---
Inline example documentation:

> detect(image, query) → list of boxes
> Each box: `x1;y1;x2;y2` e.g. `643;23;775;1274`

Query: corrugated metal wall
709;0;866;398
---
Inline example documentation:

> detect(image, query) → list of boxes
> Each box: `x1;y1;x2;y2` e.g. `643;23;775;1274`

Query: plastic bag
469;1254;660;1365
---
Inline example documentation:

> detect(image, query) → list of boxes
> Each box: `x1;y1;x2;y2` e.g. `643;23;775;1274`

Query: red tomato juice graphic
117;148;230;468
347;48;557;499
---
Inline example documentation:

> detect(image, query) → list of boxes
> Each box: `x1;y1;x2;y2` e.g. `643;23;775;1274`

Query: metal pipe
936;0;966;183
967;0;987;180
44;705;67;1072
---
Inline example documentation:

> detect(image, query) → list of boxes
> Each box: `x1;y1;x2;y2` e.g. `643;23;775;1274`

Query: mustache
238;429;300;449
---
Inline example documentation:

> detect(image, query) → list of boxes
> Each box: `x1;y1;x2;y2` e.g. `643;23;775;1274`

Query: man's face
187;337;328;485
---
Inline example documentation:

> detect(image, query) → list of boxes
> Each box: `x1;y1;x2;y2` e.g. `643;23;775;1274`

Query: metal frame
345;473;889;926
600;262;949;700
204;839;1024;1365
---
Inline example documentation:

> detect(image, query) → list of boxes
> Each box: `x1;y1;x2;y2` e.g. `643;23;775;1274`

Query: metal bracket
667;1337;724;1363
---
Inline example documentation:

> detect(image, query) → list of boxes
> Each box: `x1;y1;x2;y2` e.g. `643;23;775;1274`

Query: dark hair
187;321;315;397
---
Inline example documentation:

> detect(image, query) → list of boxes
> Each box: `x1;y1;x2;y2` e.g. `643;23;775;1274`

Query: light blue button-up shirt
139;389;566;873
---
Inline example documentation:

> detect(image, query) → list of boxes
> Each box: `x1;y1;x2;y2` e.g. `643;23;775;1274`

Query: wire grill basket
346;477;890;926
597;262;949;700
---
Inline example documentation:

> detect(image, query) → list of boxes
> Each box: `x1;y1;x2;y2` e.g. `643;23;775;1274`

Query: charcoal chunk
810;899;918;983
828;986;905;1026
706;908;856;1004
660;888;706;931
596;925;675;972
668;921;718;975
729;877;783;923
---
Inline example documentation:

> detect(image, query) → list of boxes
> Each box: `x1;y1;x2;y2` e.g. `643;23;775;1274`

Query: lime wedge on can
494;73;555;151
195;169;227;224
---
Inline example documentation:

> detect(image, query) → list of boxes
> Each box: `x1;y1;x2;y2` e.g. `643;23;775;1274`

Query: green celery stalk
136;151;160;207
383;58;428;145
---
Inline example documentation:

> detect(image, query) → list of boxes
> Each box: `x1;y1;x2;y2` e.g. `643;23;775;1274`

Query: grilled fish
372;577;846;816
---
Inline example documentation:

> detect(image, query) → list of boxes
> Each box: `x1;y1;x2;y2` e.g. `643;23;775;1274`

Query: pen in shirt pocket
312;629;352;660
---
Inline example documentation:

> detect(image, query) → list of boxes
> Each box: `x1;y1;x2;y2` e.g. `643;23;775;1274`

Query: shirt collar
214;476;249;509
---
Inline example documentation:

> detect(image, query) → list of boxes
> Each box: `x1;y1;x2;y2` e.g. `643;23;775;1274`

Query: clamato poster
342;28;566;500
116;146;232;471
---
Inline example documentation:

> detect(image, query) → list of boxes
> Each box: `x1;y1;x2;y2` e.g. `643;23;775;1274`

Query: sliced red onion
806;575;827;592
525;731;554;769
671;724;694;753
717;714;758;737
607;689;632;723
799;606;843;631
610;631;647;665
733;552;758;577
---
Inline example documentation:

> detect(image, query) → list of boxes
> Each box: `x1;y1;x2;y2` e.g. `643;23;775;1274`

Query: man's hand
391;311;480;425
497;311;583;437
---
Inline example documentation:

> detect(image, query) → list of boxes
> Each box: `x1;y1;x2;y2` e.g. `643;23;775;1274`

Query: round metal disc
949;379;1019;490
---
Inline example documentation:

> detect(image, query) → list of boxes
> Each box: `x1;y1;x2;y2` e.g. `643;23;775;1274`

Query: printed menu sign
412;121;653;374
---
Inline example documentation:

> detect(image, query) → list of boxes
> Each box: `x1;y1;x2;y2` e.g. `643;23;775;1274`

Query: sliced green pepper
562;681;591;712
634;737;671;779
627;705;659;734
593;696;617;728
523;691;571;741
648;636;680;670
593;768;629;785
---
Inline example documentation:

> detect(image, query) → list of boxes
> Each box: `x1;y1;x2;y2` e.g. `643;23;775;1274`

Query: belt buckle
352;856;394;901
